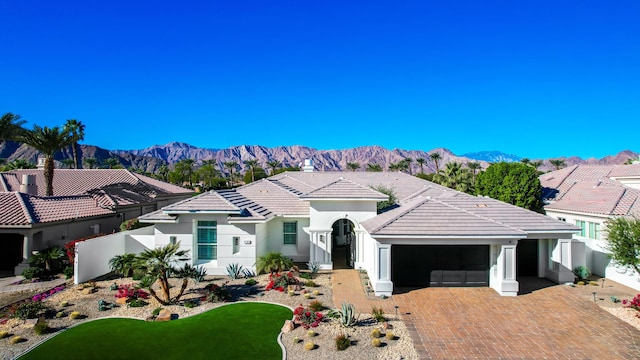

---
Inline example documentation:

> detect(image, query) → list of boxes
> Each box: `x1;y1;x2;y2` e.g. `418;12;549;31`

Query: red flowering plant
293;304;323;329
622;294;640;316
114;284;149;300
265;271;299;292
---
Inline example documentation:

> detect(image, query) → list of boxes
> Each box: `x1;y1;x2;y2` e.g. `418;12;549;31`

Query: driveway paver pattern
332;270;640;359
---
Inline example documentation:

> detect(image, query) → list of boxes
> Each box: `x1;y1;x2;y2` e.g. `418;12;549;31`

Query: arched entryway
331;219;355;269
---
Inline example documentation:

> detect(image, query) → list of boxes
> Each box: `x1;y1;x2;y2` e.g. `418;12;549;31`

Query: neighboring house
541;164;640;291
0;169;193;275
141;163;577;296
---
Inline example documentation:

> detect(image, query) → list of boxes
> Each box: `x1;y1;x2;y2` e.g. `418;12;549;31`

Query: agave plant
226;263;245;280
306;261;320;277
328;302;359;327
256;252;293;274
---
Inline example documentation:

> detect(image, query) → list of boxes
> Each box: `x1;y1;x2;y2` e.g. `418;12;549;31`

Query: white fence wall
74;227;154;284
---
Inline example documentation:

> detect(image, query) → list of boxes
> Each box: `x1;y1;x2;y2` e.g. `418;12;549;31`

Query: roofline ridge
279;174;316;190
369;197;432;233
0;173;10;192
15;192;35;224
434;197;527;234
609;187;634;215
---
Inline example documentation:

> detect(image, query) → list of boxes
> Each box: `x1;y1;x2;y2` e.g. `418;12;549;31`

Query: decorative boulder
115;297;129;305
281;320;295;333
82;287;95;295
155;309;172;322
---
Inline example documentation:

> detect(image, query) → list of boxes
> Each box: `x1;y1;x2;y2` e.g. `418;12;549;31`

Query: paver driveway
332;270;640;359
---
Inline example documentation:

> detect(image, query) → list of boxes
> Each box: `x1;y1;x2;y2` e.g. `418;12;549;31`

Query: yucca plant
108;253;137;278
255;252;293;274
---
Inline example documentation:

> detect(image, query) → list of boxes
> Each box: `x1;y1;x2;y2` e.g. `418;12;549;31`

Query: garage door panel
393;245;489;288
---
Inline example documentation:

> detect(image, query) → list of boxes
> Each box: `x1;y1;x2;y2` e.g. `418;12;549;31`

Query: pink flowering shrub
114;284;149;300
265;271;298;292
293;305;323;329
32;285;65;302
622;294;640;317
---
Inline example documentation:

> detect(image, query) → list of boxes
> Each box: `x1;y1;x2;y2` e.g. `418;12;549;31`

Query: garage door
392;245;489;287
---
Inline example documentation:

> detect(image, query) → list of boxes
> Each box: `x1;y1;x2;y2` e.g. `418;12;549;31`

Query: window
283;221;297;245
197;221;217;260
588;222;600;240
169;236;177;245
575;220;586;237
233;236;240;254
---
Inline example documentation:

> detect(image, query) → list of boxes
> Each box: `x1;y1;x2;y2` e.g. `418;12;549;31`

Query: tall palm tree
366;163;383;172
467;161;481;185
266;160;281;176
223;161;238;187
103;157;121;169
0;112;26;141
402;158;413;175
416;158;426;174
244;159;259;182
388;162;401;172
4;159;37;170
157;164;169;181
429;152;442;174
198;160;219;189
549;159;566;170
83;157;97;169
19;125;72;196
63;119;85;169
181;159;196;187
61;158;75;169
530;160;543;171
346;162;360;171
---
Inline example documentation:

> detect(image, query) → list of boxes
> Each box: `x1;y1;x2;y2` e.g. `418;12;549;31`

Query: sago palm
136;243;189;305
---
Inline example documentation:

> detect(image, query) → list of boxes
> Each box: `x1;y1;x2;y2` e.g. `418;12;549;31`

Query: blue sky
1;1;638;159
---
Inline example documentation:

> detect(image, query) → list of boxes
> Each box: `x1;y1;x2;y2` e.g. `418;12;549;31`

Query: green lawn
19;302;292;360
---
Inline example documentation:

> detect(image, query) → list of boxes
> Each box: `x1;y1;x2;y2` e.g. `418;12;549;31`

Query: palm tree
223;161;238;187
467;161;481;185
416;158;426;174
401;158;413;175
244;159;259;182
0;112;26;141
136;242;191;305
429;152;442;174
61;158;75;169
156;164;169;181
104;157;120;169
530;160;543;171
63;119;85;169
346;162;360;171
4;159;37;170
83;157;98;169
255;252;293;275
388;162;401;172
179;159;196;187
366;163;383;172
29;246;66;272
198;160;218;189
266;160;281;176
549;159;566;170
440;162;473;193
108;253;137;278
19;125;72;196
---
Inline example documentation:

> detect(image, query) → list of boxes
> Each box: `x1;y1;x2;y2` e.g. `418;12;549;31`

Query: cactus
371;328;382;338
372;338;382;347
338;302;359;327
385;331;395;340
304;341;315;351
70;311;81;319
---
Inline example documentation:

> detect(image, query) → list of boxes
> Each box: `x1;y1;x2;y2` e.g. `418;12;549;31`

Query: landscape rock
155;309;172;322
281;320;295;333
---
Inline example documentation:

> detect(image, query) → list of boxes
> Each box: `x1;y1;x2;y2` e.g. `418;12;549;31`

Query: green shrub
21;267;44;280
109;253;137;278
12;301;48;320
256;252;293;274
120;218;150;231
304;280;317;287
128;299;148;308
63;266;74;279
33;319;50;335
372;307;386;322
184;299;199;308
244;278;257;286
309;300;324;312
299;272;312;280
205;283;231;302
152;307;163;316
335;334;350;351
572;266;591;281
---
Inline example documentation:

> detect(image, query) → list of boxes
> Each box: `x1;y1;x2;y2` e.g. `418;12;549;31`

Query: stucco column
14;234;32;275
556;239;576;283
496;243;519;296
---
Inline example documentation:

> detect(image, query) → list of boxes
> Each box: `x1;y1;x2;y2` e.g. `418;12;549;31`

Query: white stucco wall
266;217;310;262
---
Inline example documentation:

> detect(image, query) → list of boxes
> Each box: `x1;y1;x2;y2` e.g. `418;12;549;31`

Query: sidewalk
0;275;68;294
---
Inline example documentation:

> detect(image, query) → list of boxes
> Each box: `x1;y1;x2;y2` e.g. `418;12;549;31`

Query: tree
549;159;566;170
429;152;442;174
63;119;85;169
61;158;75;169
83;157;98;169
174;159;196;187
388;162;401;172
104;157;121;169
198;160;219;188
416;158;426;174
109;253;137;278
19;125;72;196
366;163;383;172
223;161;238;187
467;161;481;186
136;242;192;305
520;158;530;166
346;162;360;171
0;112;26;141
401;158;413;175
371;185;397;213
244;159;259;182
475;162;544;213
266;160;281;176
605;216;640;276
29;246;66;273
438;162;474;194
530;160;543;172
2;159;37;170
243;167;267;184
256;252;293;275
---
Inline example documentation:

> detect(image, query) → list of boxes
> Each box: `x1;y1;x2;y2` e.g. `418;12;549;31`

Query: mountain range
1;141;638;174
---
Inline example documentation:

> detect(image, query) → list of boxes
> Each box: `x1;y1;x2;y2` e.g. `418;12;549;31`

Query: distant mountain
2;140;638;175
462;151;521;163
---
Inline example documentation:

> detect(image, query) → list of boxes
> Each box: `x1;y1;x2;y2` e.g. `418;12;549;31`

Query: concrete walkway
331;269;640;359
0;275;67;294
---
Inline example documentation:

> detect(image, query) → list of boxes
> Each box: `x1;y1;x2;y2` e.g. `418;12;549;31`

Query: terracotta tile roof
541;165;640;216
0;193;32;226
300;178;389;200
